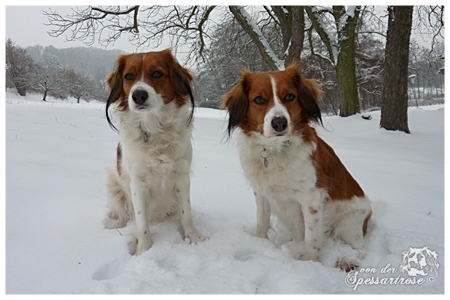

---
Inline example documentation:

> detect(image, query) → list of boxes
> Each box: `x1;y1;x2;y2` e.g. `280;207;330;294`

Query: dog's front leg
175;172;205;243
254;192;270;238
130;174;152;255
299;194;323;262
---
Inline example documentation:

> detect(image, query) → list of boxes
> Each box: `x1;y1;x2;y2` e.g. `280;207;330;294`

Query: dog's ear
163;49;193;97
287;65;323;125
105;55;127;131
222;72;251;136
164;49;195;123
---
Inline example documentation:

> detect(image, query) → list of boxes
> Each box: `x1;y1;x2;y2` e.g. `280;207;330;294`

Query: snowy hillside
5;92;444;294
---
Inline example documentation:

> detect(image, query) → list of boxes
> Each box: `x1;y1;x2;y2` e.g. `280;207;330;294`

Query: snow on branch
306;6;339;67
229;6;284;70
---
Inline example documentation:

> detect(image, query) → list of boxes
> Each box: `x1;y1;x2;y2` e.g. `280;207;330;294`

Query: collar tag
260;147;269;168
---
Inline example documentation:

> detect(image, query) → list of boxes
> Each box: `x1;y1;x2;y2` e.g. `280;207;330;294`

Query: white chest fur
237;131;320;202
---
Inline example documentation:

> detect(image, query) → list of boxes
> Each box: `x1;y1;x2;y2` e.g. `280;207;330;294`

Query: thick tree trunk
336;40;359;116
334;6;360;117
306;6;361;117
380;6;413;133
286;6;305;67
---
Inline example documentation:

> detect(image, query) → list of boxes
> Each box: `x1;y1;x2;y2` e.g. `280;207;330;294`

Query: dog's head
106;48;194;130
222;65;322;138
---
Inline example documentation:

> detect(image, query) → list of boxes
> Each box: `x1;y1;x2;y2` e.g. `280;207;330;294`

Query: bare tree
61;69;93;103
30;65;62;101
5;39;35;96
44;6;218;62
195;16;271;108
380;6;414;133
29;52;64;101
413;6;445;53
45;5;309;69
305;6;361;117
229;6;307;70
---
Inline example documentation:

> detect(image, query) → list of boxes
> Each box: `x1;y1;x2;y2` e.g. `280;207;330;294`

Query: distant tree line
5;39;121;103
5;27;444;111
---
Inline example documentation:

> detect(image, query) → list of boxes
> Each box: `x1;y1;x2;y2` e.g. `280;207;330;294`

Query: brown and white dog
222;66;372;270
104;49;205;255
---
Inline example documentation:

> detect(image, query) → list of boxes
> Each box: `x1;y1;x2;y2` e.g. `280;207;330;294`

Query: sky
4;5;138;53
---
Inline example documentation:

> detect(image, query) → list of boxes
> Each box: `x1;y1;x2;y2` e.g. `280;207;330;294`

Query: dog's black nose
271;117;288;133
132;90;148;105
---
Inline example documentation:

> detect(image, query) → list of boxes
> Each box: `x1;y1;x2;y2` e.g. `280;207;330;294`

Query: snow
346;6;357;19
4;91;445;294
309;6;339;66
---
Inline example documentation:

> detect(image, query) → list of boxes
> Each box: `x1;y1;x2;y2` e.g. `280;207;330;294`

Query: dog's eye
284;94;295;102
152;71;163;79
124;73;134;81
253;96;266;105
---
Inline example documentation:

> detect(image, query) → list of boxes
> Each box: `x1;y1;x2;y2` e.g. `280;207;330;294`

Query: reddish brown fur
223;65;366;202
106;48;193;110
223;65;322;136
116;144;122;176
313;136;365;200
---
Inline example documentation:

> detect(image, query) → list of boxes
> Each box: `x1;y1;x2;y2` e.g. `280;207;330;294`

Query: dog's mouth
263;130;291;138
130;103;152;112
275;132;287;137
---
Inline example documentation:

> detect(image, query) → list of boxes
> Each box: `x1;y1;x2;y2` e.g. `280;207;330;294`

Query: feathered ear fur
222;72;251;136
105;55;127;131
163;49;195;124
286;65;323;125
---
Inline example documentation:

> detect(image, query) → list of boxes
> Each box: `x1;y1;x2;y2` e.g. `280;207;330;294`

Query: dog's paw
298;250;320;262
185;233;206;244
103;214;128;229
129;236;153;256
254;230;268;239
104;218;126;229
336;257;359;272
183;225;206;244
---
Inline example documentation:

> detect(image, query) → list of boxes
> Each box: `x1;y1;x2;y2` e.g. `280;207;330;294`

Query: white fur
128;81;164;111
263;76;292;137
237;130;371;263
105;83;204;255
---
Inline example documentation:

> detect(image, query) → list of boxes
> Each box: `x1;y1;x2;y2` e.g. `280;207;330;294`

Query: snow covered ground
4;91;445;294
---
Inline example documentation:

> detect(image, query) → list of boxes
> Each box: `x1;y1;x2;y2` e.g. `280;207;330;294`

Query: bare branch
229;5;283;70
305;6;337;66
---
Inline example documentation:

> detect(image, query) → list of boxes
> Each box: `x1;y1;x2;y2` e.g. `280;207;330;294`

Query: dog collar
260;139;292;168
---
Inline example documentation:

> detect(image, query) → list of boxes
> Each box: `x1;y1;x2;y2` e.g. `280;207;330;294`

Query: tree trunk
306;6;361;117
334;6;360;117
336;41;359;116
15;84;26;96
43;81;47;101
287;6;305;67
380;6;413;133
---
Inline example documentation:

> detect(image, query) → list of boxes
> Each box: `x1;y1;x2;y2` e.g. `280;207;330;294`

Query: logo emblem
399;247;439;279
